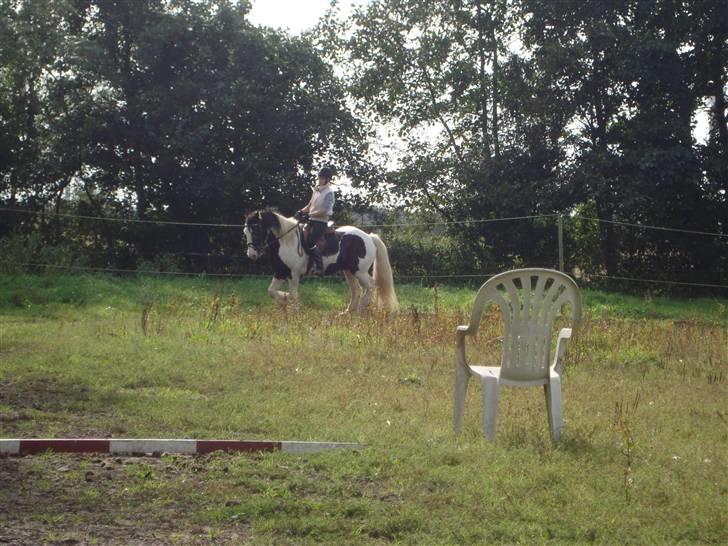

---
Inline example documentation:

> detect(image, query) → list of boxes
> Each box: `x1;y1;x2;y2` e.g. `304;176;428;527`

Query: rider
296;166;336;276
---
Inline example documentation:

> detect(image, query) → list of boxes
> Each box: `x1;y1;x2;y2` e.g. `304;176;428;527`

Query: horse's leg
267;277;289;306
354;270;374;314
342;270;361;314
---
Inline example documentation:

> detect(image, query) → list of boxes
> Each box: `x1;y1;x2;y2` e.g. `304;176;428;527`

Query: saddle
302;222;340;256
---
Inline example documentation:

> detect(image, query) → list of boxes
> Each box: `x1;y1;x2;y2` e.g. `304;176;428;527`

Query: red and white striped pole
0;439;362;456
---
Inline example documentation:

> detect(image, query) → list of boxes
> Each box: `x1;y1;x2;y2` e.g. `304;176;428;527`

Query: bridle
245;219;301;257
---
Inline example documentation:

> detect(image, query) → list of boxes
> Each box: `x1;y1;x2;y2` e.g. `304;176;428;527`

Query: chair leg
482;375;500;441
544;376;562;442
453;362;470;433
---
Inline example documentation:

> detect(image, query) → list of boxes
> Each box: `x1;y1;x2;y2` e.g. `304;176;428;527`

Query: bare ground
0;454;254;546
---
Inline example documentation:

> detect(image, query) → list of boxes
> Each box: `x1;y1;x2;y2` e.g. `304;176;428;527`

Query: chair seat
468;365;555;387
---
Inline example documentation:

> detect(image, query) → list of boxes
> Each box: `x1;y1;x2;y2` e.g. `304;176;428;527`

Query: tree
2;0;370;271
522;0;722;281
0;0;73;208
688;0;728;232
327;0;725;285
321;0;564;269
321;0;511;211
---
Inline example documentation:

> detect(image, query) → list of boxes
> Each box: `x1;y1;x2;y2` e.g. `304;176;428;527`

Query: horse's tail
370;233;399;312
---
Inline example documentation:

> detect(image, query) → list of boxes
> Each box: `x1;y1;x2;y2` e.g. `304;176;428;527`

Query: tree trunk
133;163;147;219
710;33;728;153
595;199;618;278
490;25;500;160
475;0;491;162
9;171;18;206
53;187;65;244
26;75;38;140
84;182;117;266
715;89;728;153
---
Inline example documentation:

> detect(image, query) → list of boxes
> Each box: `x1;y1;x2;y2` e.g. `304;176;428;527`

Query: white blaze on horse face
244;226;259;260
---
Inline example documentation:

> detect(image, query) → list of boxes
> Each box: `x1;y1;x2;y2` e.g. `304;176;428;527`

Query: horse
243;209;399;314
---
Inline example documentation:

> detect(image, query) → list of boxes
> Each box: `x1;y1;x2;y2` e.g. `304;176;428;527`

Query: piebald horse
244;210;399;314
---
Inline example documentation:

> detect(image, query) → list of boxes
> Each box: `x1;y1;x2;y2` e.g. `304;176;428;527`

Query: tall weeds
613;392;640;503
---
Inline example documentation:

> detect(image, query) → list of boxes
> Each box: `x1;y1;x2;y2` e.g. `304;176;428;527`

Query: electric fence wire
0;207;557;229
11;262;728;290
3;207;727;290
2;206;727;237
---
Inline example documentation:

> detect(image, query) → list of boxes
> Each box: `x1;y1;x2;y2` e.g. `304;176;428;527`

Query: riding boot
309;246;324;276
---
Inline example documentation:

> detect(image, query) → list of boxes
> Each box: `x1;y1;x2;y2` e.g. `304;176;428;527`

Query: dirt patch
0;524;250;546
0;377;92;413
0;376;115;437
0;455;253;545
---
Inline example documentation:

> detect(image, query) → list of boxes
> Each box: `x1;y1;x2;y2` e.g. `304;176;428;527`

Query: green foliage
0;230;89;274
320;0;727;283
1;0;371;270
135;253;181;275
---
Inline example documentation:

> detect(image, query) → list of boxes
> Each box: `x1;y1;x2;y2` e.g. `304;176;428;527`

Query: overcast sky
247;0;354;35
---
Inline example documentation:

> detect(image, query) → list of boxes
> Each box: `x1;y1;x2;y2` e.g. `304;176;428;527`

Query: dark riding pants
306;220;327;250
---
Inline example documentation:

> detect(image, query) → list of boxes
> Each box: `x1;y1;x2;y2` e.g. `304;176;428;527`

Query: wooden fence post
558;215;564;272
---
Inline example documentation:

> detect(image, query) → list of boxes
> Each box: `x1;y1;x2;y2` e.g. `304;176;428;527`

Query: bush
0;231;89;274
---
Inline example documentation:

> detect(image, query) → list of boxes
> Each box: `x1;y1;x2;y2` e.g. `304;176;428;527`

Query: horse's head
243;210;280;260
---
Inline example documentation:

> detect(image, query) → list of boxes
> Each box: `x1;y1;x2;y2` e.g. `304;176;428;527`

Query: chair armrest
551;327;573;375
455;325;472;369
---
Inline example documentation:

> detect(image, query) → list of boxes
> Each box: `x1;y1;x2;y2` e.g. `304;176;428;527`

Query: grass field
1;273;726;545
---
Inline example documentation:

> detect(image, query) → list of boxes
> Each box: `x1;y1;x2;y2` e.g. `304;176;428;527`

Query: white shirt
307;184;335;221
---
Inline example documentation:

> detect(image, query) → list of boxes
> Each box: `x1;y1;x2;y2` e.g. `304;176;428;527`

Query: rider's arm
299;195;313;214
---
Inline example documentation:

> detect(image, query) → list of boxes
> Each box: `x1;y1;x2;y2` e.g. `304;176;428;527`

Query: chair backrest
468;269;581;382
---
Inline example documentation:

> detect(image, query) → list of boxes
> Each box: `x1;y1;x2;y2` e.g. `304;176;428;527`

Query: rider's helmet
318;166;334;180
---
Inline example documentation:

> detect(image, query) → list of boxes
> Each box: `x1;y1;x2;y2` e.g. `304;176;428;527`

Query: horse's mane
270;209;297;231
245;208;296;234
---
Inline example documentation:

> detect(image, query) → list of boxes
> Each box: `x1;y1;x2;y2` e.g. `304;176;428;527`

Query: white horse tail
370;233;399;312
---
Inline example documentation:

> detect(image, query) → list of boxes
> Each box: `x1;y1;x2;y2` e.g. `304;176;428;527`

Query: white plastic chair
454;268;581;442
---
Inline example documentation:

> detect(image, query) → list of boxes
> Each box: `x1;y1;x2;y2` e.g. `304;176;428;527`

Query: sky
247;0;348;35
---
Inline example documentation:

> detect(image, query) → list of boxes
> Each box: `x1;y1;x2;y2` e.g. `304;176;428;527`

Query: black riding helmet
318;166;334;179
